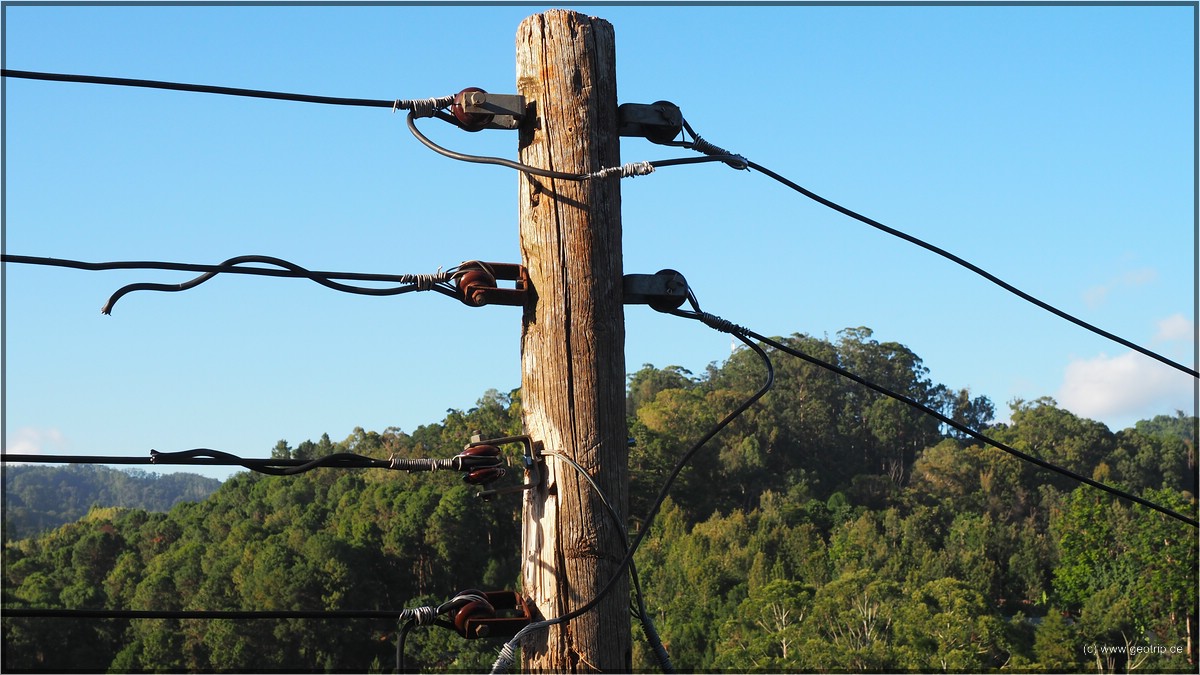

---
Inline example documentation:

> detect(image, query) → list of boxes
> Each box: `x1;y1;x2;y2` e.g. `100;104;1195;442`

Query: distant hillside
3;464;221;540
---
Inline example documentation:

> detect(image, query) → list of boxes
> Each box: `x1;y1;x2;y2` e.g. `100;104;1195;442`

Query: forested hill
2;328;1196;673
3;465;221;540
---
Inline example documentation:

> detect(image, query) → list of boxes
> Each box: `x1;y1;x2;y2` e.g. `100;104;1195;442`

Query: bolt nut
452;87;494;132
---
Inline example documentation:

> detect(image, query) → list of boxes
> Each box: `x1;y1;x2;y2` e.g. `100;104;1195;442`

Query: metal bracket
456;262;528;308
623;269;689;311
618;101;683;144
457;590;533;639
470;434;544;500
452;89;526;131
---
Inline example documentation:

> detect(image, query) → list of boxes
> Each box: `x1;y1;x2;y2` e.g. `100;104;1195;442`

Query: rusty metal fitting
450;88;526;132
455;262;528;308
466;433;545;500
453;590;532;640
452;87;493;132
463;466;506;486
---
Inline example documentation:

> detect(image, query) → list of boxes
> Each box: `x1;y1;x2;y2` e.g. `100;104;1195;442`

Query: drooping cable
667;120;1197;380
1;254;467;313
490;332;774;673
541;452;675;673
657;289;1198;529
0;69;453;113
4;592;486;670
393;590;488;674
406;111;744;181
1;448;504;481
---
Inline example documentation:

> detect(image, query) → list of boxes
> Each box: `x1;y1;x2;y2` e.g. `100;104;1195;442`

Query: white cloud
4;427;68;456
1058;351;1195;424
1082;267;1159;308
1155;313;1196;343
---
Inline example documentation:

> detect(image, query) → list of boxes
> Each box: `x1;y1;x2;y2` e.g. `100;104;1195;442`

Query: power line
656;289;1199;529
1;608;432;620
666;121;1197;380
2;447;505;483
406;110;745;180
1;254;458;287
1;254;484;313
541;452;675;673
0;69;452;113
5;67;1189;377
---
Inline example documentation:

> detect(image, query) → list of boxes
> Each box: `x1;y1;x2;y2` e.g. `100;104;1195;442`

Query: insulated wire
665;119;1196;379
742;159;1199;379
1;254;463;313
406;111;745;180
662;299;1198;529
0;69;451;111
491;335;774;673
2;608;430;620
2;255;455;285
541;452;675;673
0;448;500;478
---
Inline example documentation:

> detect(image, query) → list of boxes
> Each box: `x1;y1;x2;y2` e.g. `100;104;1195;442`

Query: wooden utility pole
515;9;631;673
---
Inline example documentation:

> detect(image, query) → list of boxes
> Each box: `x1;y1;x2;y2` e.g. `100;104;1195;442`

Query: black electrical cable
742;159;1199;379
1;254;463;313
542;452;675;673
1;255;456;288
0;69;452;111
406;111;745;180
662;118;1196;380
99;255;460;314
1;448;501;479
1;608;421;620
1;450;390;474
490;331;774;673
397;618;417;674
659;295;1198;529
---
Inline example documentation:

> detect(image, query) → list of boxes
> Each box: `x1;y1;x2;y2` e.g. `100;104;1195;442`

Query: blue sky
3;2;1196;481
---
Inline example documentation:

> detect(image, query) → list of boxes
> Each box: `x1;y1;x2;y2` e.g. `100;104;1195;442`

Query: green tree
714;579;815;671
1032;608;1079;672
892;578;1003;671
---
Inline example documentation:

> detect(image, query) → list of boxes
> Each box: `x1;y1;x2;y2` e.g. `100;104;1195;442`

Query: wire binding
696;311;748;335
397;96;455;118
399;605;440;627
490;640;518;674
583;162;656;180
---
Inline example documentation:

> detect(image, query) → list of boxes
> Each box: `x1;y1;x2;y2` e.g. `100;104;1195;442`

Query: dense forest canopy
3;465;221;541
3;327;1196;673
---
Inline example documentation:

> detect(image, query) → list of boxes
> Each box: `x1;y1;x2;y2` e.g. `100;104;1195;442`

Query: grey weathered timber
516;9;631;673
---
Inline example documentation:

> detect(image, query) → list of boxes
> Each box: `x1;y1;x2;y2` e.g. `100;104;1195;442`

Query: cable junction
406;110;745;181
1;255;518;313
5;68;1188;376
